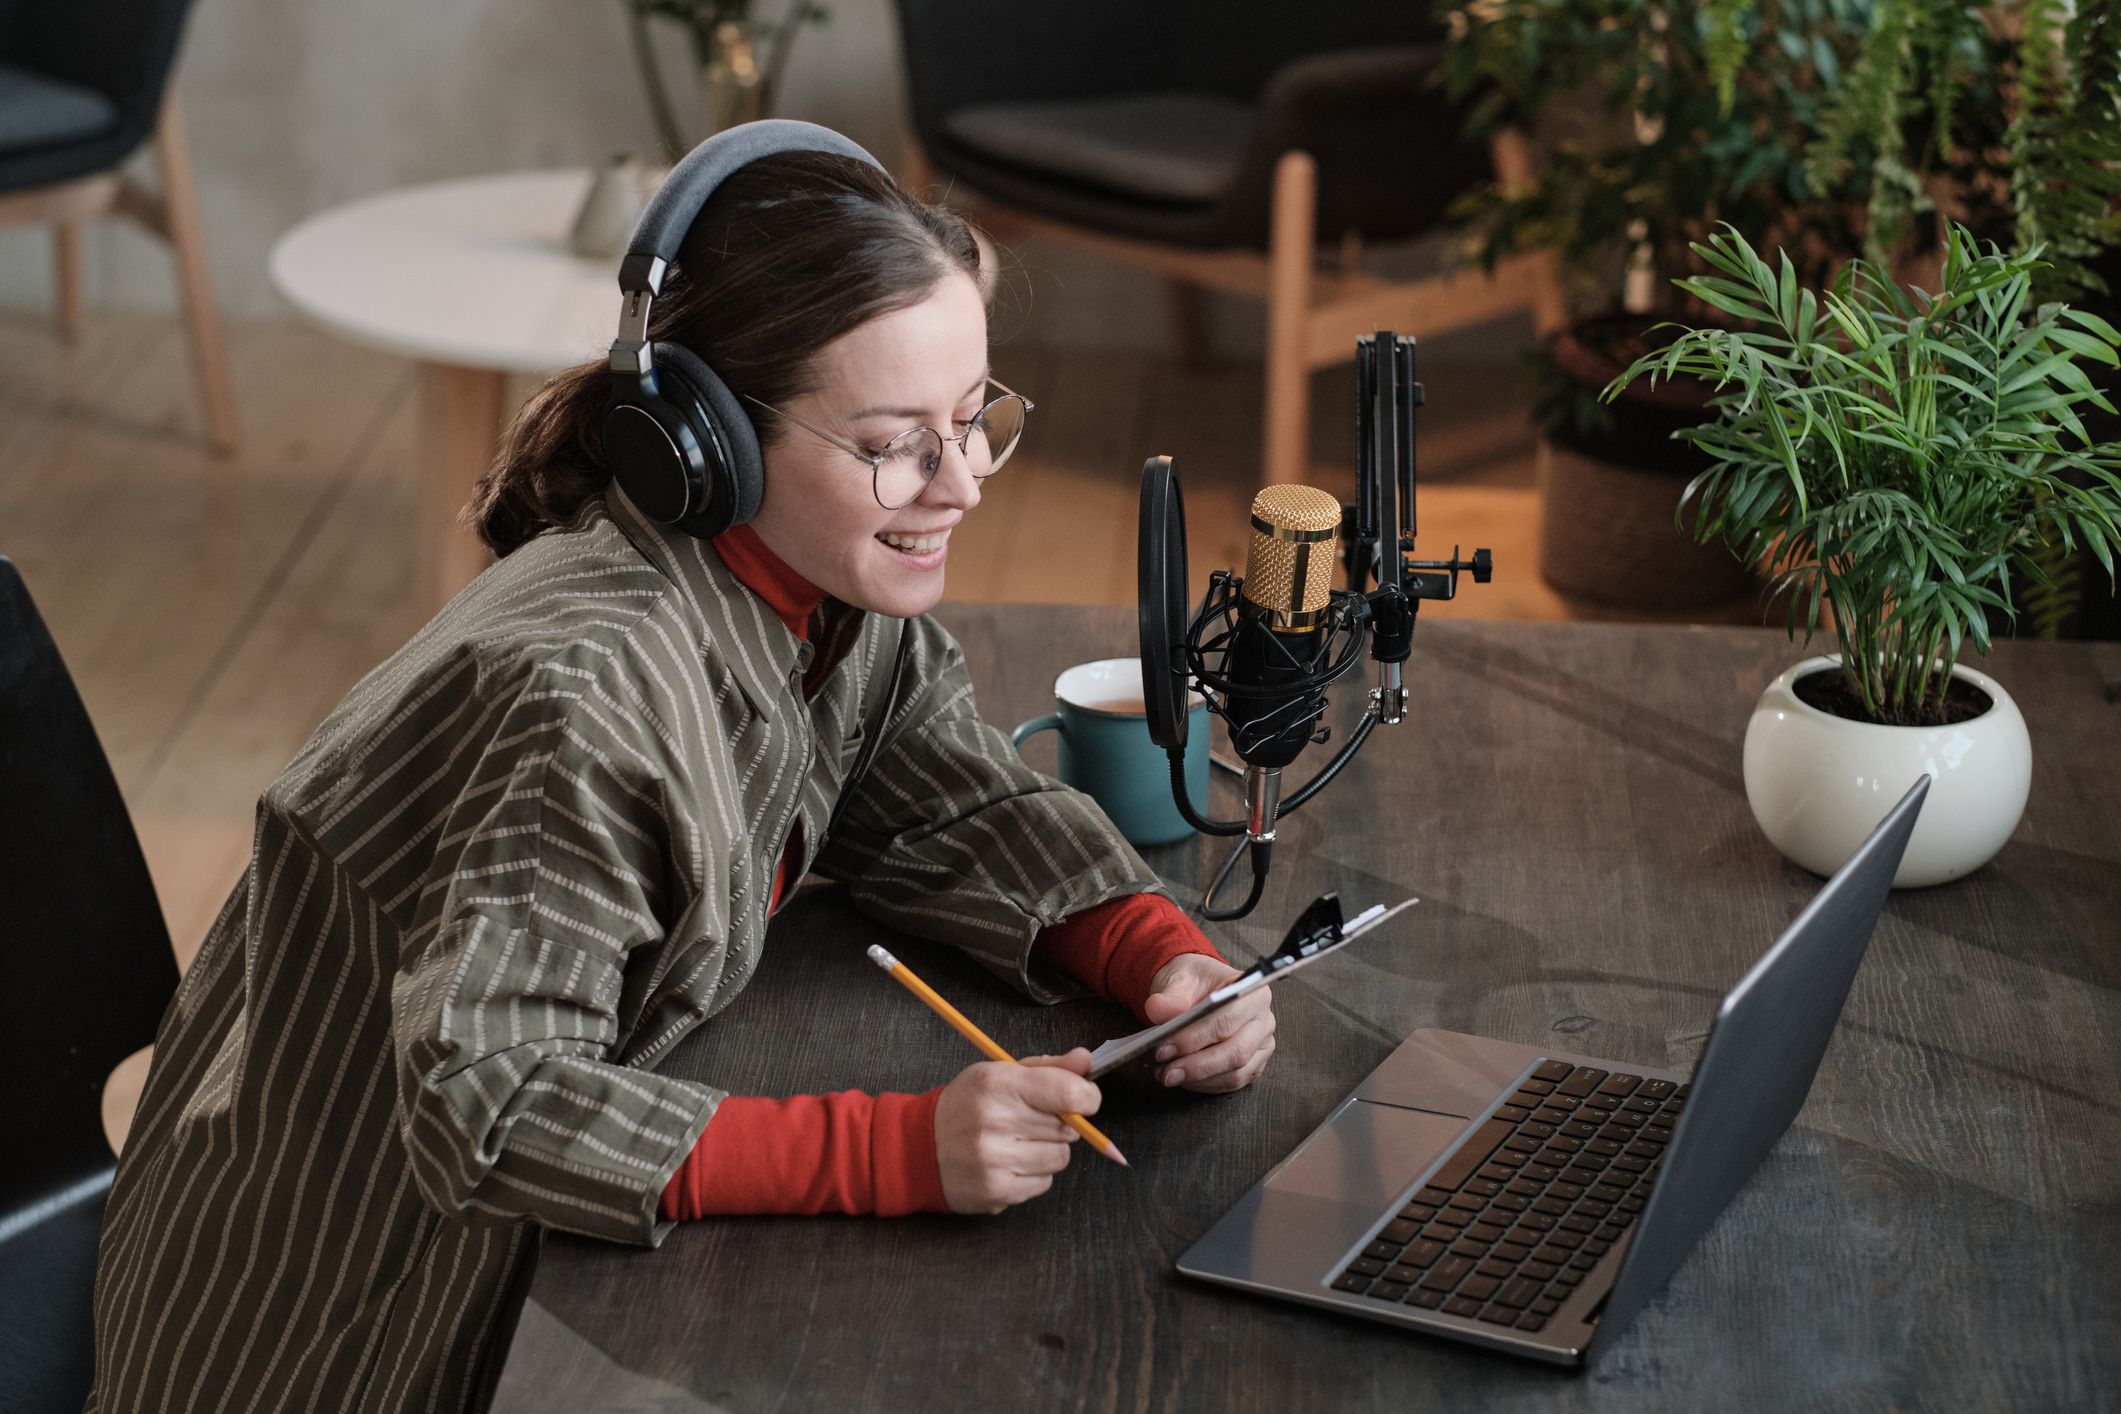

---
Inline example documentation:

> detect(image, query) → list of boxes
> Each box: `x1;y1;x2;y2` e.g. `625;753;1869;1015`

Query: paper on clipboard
1085;896;1418;1078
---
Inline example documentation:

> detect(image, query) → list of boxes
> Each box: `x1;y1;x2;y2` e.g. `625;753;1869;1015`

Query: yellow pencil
866;944;1129;1167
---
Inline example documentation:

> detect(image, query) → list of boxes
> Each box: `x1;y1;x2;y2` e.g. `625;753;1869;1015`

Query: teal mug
1012;658;1208;847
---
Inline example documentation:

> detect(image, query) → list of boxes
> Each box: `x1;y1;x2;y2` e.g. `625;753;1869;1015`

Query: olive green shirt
87;486;1161;1413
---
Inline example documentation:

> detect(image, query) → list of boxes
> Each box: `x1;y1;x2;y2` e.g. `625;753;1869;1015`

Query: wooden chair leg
1490;130;1566;336
154;91;239;455
421;363;507;610
1165;278;1207;367
1264;149;1316;486
53;222;84;342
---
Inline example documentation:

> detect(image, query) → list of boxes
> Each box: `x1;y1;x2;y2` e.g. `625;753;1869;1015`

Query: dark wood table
491;611;2121;1412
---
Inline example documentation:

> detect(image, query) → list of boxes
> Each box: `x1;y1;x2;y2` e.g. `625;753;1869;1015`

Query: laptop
1177;775;1929;1366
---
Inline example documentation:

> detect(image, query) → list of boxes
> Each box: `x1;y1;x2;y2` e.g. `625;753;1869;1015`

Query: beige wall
0;0;1260;353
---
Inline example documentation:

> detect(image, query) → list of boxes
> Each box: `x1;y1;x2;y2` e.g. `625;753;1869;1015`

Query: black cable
1170;743;1246;836
1199;837;1270;921
1279;712;1377;815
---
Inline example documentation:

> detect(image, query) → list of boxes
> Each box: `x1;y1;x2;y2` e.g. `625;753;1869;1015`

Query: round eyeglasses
744;379;1033;510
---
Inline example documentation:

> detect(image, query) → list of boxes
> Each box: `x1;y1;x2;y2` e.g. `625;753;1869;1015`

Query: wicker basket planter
1536;439;1756;607
1535;315;1757;611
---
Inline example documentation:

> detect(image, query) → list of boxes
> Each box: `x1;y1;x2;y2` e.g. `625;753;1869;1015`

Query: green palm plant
1607;223;2121;724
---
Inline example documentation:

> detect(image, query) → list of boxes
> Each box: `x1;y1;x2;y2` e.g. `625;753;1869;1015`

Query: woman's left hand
1139;954;1275;1093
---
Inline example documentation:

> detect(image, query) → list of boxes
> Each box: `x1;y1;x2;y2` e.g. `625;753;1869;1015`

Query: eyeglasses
743;379;1034;510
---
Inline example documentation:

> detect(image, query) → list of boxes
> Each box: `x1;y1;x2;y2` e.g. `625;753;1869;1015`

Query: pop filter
1138;456;1191;751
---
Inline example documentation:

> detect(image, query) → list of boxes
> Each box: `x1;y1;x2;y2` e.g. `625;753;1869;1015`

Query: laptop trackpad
1265;1101;1474;1212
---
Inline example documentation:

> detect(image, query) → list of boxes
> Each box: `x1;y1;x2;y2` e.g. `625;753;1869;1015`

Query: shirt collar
709;523;826;641
603;484;811;719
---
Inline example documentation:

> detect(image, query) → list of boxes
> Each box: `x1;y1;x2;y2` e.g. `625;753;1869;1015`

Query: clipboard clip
1244;892;1352;981
1224;891;1407;992
1084;891;1417;1078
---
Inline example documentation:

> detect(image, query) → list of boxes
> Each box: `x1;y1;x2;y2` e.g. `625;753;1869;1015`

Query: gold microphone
1240;484;1342;630
1228;483;1344;843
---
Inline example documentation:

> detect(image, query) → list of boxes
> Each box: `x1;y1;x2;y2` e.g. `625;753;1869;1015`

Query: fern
2003;0;2121;631
2023;534;2084;638
1704;0;1750;110
1809;0;1921;262
2020;0;2121;304
1916;0;1975;164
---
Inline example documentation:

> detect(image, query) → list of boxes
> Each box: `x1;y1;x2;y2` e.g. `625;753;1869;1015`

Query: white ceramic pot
1742;656;2031;888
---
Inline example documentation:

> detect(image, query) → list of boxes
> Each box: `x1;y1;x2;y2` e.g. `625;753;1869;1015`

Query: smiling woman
742;272;996;616
84;127;1275;1414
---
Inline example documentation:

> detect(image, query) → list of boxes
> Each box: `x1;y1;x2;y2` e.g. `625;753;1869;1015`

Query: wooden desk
491;612;2121;1412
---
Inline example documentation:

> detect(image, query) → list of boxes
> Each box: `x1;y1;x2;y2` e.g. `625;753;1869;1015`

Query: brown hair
468;151;985;557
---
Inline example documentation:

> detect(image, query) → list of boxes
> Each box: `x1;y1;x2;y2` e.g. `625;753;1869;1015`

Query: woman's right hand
933;1047;1102;1215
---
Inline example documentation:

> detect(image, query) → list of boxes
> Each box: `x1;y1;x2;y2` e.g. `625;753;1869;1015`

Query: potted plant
1607;223;2121;885
1440;0;1877;609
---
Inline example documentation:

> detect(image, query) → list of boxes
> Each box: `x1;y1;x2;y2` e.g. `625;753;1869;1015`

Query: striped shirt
86;485;1162;1413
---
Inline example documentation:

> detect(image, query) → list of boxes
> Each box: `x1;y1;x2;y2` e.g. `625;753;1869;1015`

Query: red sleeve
1033;892;1226;1020
660;893;1219;1221
660;1088;950;1220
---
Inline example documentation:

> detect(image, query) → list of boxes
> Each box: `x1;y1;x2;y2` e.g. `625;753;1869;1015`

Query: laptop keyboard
1327;1061;1686;1334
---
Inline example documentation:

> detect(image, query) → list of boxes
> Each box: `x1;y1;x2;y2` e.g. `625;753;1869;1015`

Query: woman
87;140;1276;1412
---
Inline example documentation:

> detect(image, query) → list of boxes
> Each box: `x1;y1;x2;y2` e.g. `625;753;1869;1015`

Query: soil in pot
1536;313;1757;610
1792;666;1994;727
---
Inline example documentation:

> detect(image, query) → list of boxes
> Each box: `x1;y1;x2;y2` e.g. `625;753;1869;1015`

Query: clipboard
1085;892;1418;1079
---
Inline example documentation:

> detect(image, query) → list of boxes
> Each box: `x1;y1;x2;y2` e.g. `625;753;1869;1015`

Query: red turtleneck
657;526;1224;1219
711;523;826;638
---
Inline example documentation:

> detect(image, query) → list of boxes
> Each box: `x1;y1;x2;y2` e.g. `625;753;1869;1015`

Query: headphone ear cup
652;343;764;536
603;366;703;529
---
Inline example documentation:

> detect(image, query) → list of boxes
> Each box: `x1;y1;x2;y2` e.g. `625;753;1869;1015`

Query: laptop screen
1585;777;1928;1357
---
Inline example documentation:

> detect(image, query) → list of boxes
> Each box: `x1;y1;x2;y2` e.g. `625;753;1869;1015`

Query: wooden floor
2;310;1763;974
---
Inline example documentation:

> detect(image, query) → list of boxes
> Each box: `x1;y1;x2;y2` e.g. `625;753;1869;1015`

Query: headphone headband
618;118;883;294
611;120;884;373
602;119;887;540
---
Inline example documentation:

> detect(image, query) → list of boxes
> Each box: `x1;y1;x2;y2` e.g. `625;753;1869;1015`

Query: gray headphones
602;119;886;540
603;121;911;833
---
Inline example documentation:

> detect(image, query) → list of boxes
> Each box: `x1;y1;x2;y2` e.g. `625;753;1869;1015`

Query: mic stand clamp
1401;545;1494;603
1364;583;1414;725
1363;545;1491;725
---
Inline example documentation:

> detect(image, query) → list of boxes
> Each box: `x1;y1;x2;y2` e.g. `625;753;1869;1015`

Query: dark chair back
0;0;199;158
1164;0;1448;101
893;0;1474;248
895;0;1441;123
0;555;179;1412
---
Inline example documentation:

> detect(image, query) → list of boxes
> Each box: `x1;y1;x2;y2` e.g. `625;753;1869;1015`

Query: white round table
270;171;624;606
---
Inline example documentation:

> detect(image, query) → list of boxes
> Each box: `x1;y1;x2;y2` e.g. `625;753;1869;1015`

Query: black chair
0;0;238;452
0;557;180;1413
893;0;1559;483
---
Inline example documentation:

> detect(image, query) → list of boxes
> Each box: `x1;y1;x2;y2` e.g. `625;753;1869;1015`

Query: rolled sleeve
388;679;725;1247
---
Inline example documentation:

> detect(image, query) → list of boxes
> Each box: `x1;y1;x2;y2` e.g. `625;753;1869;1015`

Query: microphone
1226;484;1342;850
1134;330;1494;921
1138;458;1369;920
